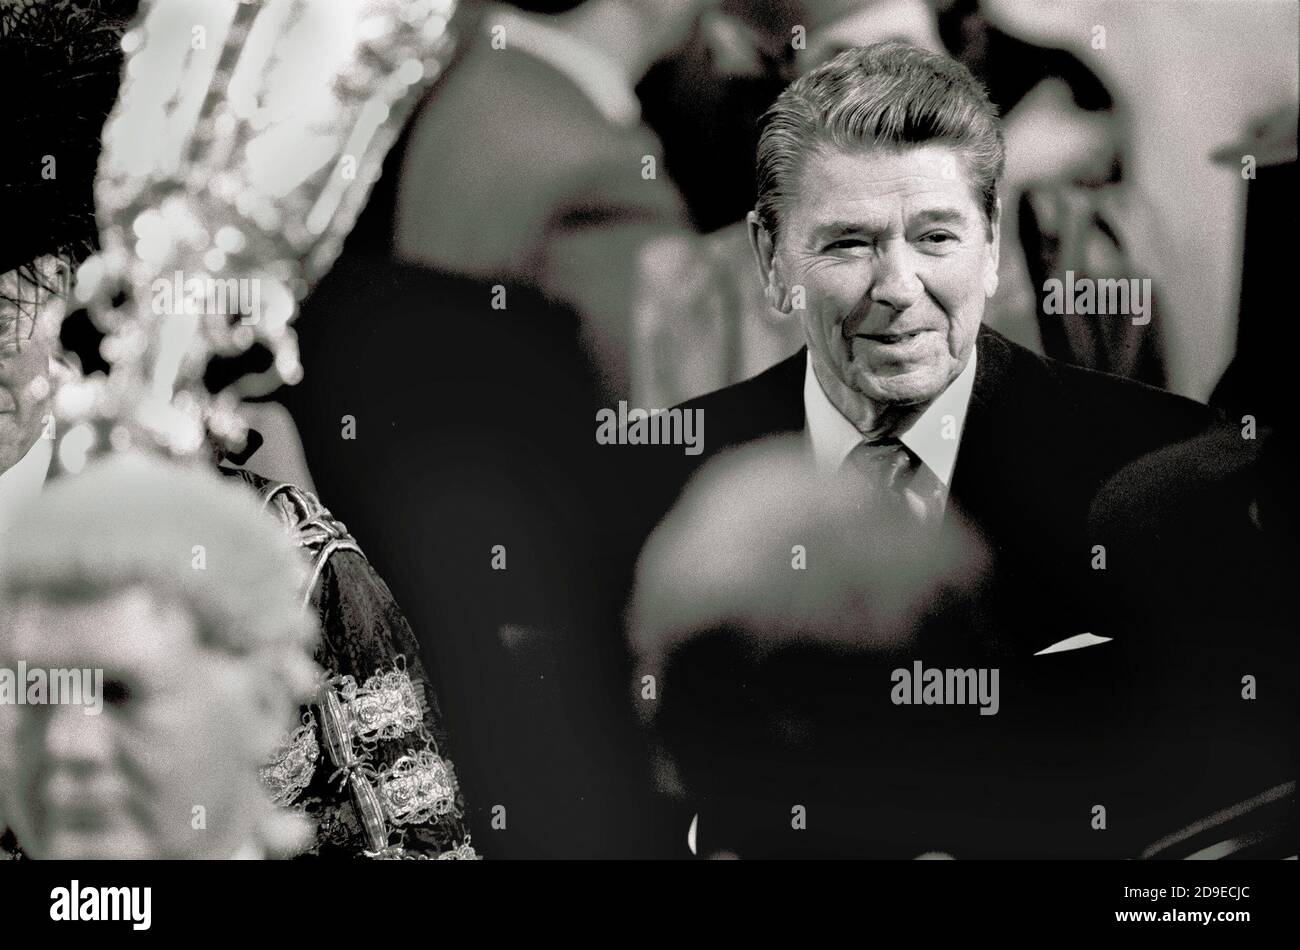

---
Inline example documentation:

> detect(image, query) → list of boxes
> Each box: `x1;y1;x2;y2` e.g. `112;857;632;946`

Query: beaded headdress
51;0;460;471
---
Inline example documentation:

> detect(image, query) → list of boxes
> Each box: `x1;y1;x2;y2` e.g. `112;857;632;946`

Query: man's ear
983;196;1002;298
746;211;790;313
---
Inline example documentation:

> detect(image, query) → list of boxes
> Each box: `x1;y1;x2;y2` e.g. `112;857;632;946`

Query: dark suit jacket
1087;427;1298;858
630;325;1219;858
643;324;1214;656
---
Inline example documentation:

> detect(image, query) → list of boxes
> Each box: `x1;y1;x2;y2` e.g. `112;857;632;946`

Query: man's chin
855;367;950;407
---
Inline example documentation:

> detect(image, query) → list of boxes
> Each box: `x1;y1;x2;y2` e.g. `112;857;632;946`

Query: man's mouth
41;786;118;828
858;329;930;344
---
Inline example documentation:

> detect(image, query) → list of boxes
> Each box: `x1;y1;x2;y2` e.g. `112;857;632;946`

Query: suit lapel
947;327;1047;541
708;346;806;451
750;346;807;437
725;333;1050;548
755;337;1035;531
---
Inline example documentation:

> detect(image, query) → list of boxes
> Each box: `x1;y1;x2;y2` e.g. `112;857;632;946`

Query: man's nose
868;243;923;311
38;702;114;771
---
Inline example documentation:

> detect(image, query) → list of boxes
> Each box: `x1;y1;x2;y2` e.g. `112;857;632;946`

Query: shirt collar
0;435;52;529
492;8;642;127
803;346;977;486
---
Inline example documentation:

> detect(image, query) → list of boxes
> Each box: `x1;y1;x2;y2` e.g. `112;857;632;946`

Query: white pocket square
1034;632;1113;656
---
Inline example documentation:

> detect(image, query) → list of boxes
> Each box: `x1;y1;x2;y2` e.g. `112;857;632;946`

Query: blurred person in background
635;0;951;408
0;0;312;493
630;2;797;404
394;0;717;398
0;0;476;858
0;455;321;860
1086;420;1298;859
282;0;710;856
638;0;802;234
628;432;1203;857
0;258;62;531
1087;96;1299;847
1209;105;1298;424
628;437;1003;857
287;258;669;857
937;0;1167;383
0;0;136;528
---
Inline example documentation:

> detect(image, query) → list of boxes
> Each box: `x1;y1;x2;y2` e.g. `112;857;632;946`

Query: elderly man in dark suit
627;42;1219;858
645;42;1211;656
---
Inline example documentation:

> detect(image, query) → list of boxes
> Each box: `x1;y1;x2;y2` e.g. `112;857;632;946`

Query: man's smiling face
753;142;999;434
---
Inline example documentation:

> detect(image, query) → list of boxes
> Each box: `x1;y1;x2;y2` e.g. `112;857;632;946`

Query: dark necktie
842;438;946;531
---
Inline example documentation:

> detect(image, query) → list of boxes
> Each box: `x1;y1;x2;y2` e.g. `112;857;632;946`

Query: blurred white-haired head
0;452;320;859
628;434;988;719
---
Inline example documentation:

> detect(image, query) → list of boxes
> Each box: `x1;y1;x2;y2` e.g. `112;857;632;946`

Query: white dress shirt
803;347;978;497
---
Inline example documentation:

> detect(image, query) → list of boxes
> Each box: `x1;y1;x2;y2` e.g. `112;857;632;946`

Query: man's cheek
816;263;872;303
794;292;839;341
118;708;192;780
934;254;986;304
925;272;980;329
804;282;864;339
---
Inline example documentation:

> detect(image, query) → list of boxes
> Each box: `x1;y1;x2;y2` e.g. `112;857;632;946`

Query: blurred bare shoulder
395;34;686;278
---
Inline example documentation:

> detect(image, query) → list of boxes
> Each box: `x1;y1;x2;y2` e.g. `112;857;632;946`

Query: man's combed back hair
755;42;1005;238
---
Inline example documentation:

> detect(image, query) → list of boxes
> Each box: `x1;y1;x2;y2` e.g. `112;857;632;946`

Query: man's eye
102;679;133;707
920;231;957;245
824;238;869;251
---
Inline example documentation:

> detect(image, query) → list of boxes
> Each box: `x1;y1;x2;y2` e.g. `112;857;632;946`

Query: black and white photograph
0;0;1296;935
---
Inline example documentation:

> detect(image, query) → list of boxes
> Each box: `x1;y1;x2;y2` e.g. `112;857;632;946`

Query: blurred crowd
367;0;1296;415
